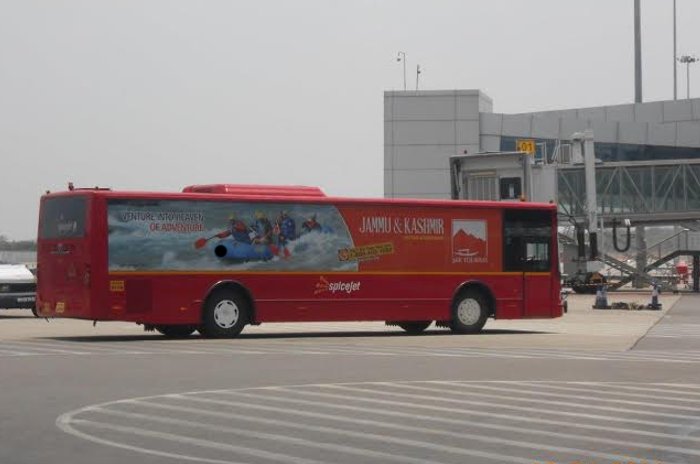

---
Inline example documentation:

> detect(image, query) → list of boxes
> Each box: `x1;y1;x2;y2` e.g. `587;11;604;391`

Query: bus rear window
40;197;87;239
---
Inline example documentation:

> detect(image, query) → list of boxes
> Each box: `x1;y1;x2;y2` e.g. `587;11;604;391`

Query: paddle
194;234;220;250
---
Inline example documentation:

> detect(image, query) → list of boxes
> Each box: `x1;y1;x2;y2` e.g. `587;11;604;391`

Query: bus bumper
0;292;36;310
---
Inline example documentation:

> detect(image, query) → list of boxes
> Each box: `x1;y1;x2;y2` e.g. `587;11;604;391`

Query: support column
634;226;646;288
693;255;700;293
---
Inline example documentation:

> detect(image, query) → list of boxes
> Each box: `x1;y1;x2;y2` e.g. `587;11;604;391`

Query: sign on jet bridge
516;139;536;155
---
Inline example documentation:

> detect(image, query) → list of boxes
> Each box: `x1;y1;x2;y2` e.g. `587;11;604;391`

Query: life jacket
303;220;321;232
280;217;296;239
231;221;251;243
254;218;272;243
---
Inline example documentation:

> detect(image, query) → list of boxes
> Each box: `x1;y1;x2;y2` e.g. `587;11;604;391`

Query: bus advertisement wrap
107;200;502;273
108;200;356;272
39;187;561;333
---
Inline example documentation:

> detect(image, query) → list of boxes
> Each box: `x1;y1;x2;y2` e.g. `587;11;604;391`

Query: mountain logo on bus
452;220;487;263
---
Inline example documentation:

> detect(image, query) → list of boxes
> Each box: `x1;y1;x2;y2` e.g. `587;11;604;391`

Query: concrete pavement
1;293;698;464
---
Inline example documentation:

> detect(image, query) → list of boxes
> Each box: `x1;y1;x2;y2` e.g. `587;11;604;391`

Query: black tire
397;321;432;335
449;289;490;334
198;288;249;338
155;325;196;338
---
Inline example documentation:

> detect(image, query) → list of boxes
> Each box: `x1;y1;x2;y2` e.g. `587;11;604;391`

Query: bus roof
182;184;326;197
42;185;557;211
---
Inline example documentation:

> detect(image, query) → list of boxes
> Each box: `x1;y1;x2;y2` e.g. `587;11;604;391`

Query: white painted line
89;407;443;464
13;340;122;353
67;419;328;464
0;348;38;356
515;381;700;404
622;351;700;360
430;381;700;412
0;341;87;355
275;384;683;428
323;382;700;422
213;388;700;444
93;398;644;464
141;390;700;458
571;382;700;397
56;414;247;464
58;381;700;464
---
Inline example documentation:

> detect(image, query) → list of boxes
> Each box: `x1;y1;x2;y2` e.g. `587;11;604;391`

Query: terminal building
384;90;700;290
384;89;700;200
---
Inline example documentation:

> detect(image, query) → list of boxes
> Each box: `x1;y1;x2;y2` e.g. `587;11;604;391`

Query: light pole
396;52;406;91
416;64;421;91
673;0;677;100
634;0;642;103
678;55;698;99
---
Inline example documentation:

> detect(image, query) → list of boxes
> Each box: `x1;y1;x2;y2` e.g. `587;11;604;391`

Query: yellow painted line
108;271;530;277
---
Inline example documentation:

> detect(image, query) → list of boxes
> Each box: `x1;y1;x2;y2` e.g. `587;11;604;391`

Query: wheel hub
213;300;239;329
457;298;481;326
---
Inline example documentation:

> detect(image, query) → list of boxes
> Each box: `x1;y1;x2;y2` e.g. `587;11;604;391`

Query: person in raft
217;213;252;244
301;214;322;234
273;210;295;258
252;211;273;245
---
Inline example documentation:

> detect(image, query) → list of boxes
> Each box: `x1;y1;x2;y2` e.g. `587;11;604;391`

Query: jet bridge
450;141;700;292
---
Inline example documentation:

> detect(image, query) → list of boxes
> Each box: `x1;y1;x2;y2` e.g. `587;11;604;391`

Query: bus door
503;210;553;318
37;195;92;318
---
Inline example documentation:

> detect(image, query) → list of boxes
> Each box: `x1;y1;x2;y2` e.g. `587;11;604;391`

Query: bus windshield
40;196;87;239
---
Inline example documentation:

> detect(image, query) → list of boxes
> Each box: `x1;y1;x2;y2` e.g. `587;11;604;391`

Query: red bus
36;184;563;337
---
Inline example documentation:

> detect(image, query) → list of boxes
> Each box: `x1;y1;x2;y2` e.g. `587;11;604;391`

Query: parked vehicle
0;263;36;311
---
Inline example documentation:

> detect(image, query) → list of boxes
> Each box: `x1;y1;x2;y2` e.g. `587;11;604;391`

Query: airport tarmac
1;292;698;464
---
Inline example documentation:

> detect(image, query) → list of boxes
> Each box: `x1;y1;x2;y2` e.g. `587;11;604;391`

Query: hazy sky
1;0;699;239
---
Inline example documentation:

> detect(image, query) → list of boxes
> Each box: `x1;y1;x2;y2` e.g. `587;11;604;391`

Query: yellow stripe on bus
107;270;550;277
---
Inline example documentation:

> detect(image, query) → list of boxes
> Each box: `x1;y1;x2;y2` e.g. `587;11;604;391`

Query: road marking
117;395;668;463
322;382;700;421
60;381;700;464
89;408;438;464
646;324;700;338
68;419;327;464
3;339;700;365
515;381;700;404
0;341;87;355
154;389;700;456
426;380;700;412
275;384;685;428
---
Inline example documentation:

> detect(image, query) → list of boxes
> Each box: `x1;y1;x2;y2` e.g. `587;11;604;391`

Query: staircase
559;229;700;291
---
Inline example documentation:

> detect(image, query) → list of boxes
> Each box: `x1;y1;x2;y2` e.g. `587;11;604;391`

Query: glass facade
500;136;700;163
557;163;700;218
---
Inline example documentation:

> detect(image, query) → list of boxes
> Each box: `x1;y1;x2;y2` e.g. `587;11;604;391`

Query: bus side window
525;241;550;272
503;209;552;272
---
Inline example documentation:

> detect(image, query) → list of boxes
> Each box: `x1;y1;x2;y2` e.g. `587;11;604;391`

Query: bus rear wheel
397;321;432;335
449;289;489;334
155;325;196;338
199;289;249;338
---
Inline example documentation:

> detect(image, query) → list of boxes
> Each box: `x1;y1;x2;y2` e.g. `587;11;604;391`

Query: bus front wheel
199;289;249;338
155;325;196;338
449;290;489;334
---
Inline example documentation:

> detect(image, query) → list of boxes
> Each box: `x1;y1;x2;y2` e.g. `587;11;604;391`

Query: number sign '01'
516;139;536;155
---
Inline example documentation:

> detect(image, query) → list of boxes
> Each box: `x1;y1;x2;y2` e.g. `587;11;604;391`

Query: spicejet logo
314;276;361;295
452;219;488;264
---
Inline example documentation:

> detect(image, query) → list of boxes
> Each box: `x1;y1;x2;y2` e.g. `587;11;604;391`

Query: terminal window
499;177;522;200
